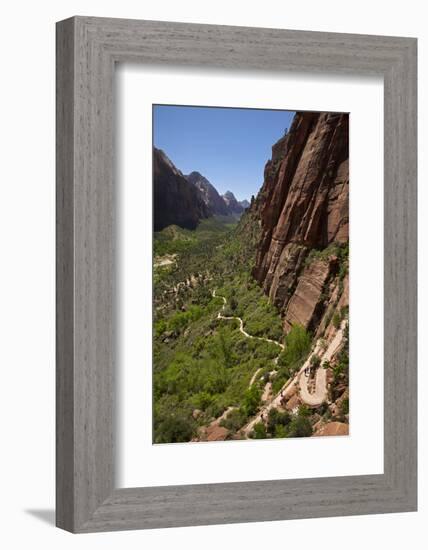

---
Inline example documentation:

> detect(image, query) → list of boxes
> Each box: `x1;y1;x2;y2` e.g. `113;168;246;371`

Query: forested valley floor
153;213;349;444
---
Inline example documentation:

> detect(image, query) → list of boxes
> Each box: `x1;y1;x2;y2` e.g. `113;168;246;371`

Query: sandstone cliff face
153;148;211;231
251;112;349;334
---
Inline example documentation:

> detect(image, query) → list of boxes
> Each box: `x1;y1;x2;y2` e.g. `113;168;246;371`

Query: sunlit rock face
250;112;349;333
222;190;244;215
186;171;230;216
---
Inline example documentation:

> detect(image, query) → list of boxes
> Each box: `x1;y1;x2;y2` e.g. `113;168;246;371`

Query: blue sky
153;105;295;201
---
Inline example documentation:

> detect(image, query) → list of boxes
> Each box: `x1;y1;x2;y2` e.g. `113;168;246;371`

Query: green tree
154;412;195;443
287;415;312;438
277;324;312;374
310;354;321;368
242;385;261;416
252;422;267;439
267;408;291;435
216;330;233;369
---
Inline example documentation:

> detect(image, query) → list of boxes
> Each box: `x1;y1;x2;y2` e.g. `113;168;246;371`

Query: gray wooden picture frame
56;16;417;533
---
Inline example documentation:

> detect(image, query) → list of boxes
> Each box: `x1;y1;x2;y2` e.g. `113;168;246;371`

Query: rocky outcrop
283;258;336;333
313;421;349;437
186;171;230;216
222;191;244;215
153;148;211;231
251;112;349;333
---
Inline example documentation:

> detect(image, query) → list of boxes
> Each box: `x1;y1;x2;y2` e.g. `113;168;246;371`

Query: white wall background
0;1;424;548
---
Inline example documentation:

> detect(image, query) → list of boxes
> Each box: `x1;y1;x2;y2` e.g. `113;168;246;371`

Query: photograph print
153;105;349;444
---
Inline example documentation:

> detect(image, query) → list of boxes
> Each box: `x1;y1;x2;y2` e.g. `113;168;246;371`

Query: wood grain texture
56;16;417;533
56;17;75;532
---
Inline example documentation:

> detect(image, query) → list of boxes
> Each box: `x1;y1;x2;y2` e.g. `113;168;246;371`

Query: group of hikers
258;360;319;423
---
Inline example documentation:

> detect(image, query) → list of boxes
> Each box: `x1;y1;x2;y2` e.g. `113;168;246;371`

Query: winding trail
211;289;340;437
213;289;284;350
298;319;347;406
212;289;284;390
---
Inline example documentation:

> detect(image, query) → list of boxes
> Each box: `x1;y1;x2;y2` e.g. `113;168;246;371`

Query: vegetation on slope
153;213;294;443
153;212;349;444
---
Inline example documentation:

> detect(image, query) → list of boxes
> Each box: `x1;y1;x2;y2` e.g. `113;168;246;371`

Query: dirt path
242;323;346;435
298;319;346;407
213;290;284;349
249;368;263;388
212;289;344;437
212;289;284;390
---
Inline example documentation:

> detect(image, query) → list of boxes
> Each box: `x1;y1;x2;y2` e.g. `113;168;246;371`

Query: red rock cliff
251;112;349;333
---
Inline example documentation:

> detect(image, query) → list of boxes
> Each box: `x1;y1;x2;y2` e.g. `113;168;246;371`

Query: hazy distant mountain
222;191;244;215
185;172;230;216
153;148;211;231
239;199;250;210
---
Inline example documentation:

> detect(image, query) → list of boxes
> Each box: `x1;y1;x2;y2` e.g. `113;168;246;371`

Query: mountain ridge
153;150;249;229
153;148;211;231
185;171;230;216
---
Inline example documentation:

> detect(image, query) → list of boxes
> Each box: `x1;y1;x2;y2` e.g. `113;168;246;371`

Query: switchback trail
211;289;337;437
298;319;346;406
212;289;284;389
243;320;346;434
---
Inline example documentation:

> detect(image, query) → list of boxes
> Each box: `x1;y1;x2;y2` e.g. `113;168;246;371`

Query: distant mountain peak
154;148;184;178
186;172;230;216
222;190;244;214
187;170;205;180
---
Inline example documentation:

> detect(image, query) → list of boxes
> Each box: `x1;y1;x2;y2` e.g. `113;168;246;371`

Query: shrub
219;408;248;432
155;319;167;337
287;415;313;438
251;422;267;439
189;391;213;411
168;305;203;332
298;404;311;418
332;312;341;329
154;412;195;443
215;329;234;369
271;370;289;395
274;424;288;438
242;385;261;416
341;397;349;415
310;355;321;368
267;408;291;435
280;324;312;370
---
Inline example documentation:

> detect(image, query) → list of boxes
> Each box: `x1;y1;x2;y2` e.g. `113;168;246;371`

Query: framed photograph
56;16;417;532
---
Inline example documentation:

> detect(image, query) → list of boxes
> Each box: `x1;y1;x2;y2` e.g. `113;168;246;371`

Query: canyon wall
251;112;349;334
153;148;211;231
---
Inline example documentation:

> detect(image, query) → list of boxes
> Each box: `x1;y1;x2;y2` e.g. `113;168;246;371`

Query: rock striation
251;111;349;333
186;171;230;216
153;148;211;231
